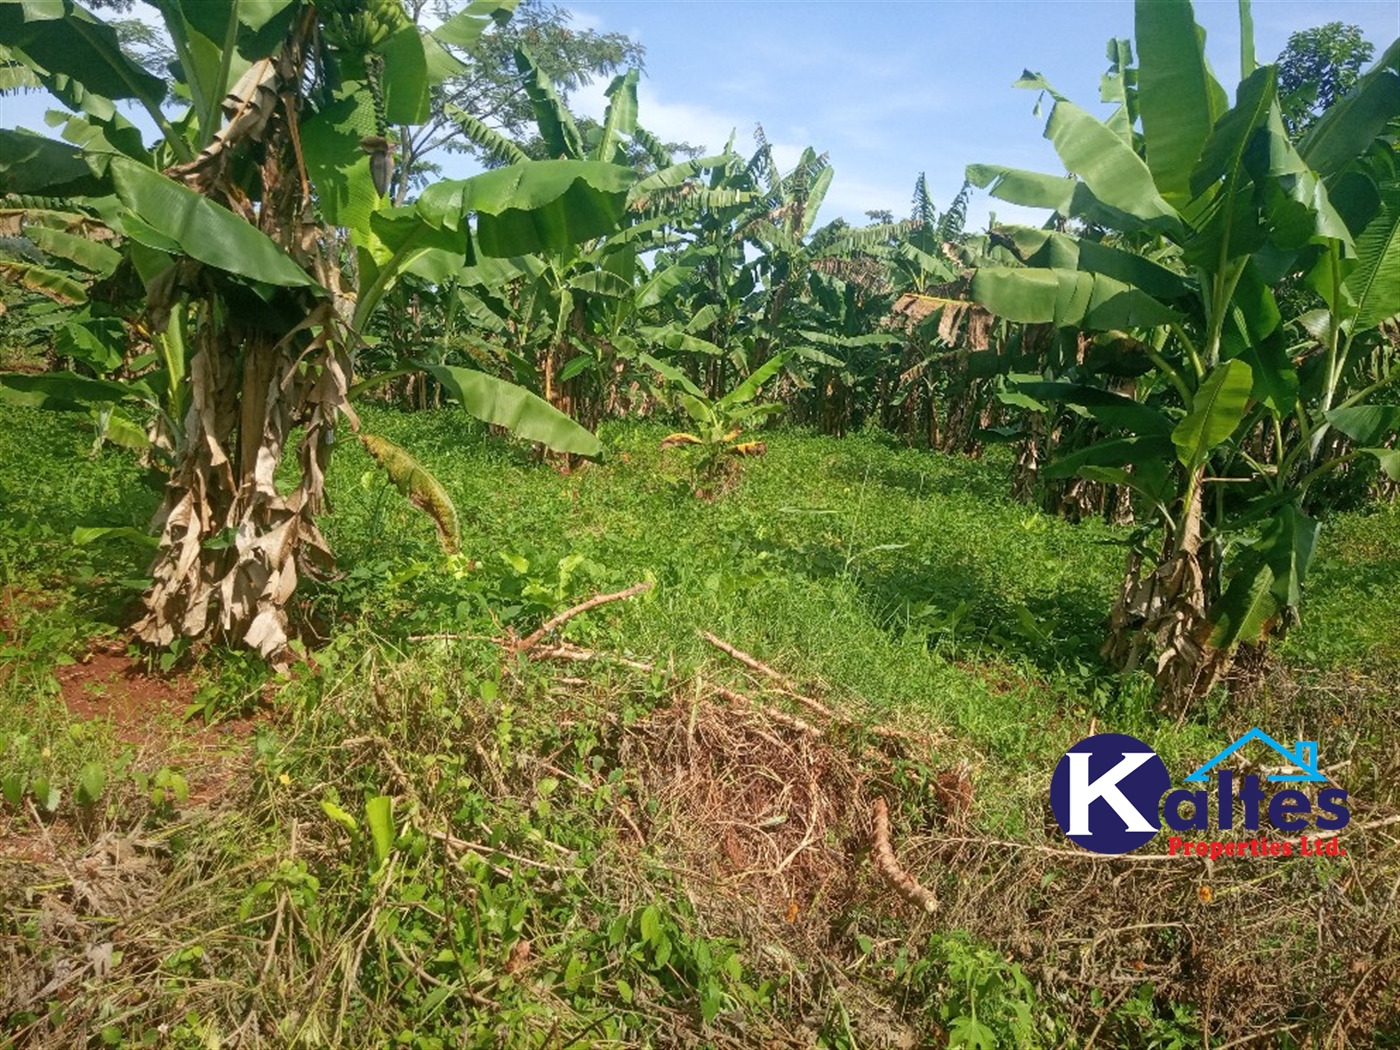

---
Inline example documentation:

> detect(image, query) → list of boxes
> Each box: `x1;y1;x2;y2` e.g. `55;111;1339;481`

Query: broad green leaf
71;525;158;549
1006;226;1189;300
1172;358;1253;467
0;1;166;110
1237;0;1255;79
1135;0;1226;204
636;264;692;310
179;16;253;131
1;774;22;809
596;69;639;164
971;267;1178;329
1342;181;1400;331
422;32;467;82
1100;37;1136;142
57;317;126;370
639;904;661;944
0;371;134;408
516;48;582;159
639;325;725;358
365;795;394;867
178;0;295;38
637;352;704;398
0;129;107;196
1209;504;1317;648
31;778;60;813
1324;405;1400;445
433;0;519;49
1361;448;1400;482
421;363;602;457
1299;38;1400;177
1042;98;1179;229
416;161;632;257
967;163;1077;214
300;89;379;232
77;762;105;804
447;104;530;166
1207;556;1280;650
321;799;359;834
1237;332;1297;415
380;25;430;125
26;224;120;275
109;158;319;288
720;354;785;407
95;405;151;450
1189;63;1276;199
630;152;734;197
567;269;632;298
799;165;834;239
1014;382;1175;436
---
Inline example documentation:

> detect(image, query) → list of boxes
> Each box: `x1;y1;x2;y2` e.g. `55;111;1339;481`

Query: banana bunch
319;0;408;52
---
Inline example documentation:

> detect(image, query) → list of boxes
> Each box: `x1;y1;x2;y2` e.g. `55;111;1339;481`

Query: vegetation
1;0;1398;1046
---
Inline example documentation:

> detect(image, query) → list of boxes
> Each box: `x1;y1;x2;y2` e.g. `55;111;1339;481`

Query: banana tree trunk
1102;473;1230;710
132;18;353;664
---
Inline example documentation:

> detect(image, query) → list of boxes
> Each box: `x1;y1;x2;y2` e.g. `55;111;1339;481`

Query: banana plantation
1;0;1398;1046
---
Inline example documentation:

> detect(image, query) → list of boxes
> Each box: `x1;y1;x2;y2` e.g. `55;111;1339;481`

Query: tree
964;1;1400;706
392;0;646;202
0;0;628;661
1278;22;1375;136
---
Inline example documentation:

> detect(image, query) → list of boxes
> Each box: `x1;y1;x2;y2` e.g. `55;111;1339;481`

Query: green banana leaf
1014;382;1175;436
108;158;320;289
415;161;633;257
0;1;166;110
1342;181;1400;330
970;267;1180;329
1208;504;1318;649
1171;358;1253;467
420;363;602;457
1324;405;1400;445
1134;0;1226;203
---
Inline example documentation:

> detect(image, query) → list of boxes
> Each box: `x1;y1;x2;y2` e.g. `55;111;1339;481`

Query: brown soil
54;648;260;748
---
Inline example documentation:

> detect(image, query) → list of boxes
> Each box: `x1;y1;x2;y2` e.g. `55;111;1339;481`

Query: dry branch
712;685;822;737
871;797;938;913
699;630;835;721
515;582;653;653
531;642;657;673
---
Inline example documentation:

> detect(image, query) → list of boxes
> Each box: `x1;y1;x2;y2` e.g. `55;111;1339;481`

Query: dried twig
425;828;574;875
871;797;938;913
532;642;657;673
712;686;822;737
699;630;835;721
515;582;653;653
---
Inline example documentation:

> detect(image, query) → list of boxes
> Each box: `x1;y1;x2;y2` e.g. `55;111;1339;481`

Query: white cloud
574;76;812;169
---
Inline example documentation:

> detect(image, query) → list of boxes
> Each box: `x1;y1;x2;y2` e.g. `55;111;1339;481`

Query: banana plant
648;351;785;496
963;0;1400;704
0;0;632;661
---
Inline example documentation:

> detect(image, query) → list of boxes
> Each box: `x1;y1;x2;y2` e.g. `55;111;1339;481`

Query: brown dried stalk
698;630;835;722
514;581;654;653
871;797;938;913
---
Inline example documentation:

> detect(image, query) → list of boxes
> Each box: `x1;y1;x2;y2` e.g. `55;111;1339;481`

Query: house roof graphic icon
1182;728;1328;784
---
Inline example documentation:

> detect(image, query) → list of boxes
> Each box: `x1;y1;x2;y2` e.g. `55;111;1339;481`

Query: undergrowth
2;404;1398;1047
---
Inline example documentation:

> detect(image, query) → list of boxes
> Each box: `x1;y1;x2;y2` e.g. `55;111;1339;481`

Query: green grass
2;402;1398;1048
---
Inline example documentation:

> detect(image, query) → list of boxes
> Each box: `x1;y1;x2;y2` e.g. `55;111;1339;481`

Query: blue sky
3;1;1397;233
563;1;1400;228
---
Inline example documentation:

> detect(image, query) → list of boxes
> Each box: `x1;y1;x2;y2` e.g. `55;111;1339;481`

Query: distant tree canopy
1276;21;1375;135
394;0;650;198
